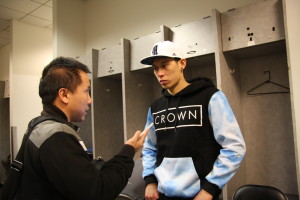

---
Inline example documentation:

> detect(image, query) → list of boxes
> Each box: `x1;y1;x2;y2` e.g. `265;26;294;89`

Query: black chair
232;184;288;200
116;159;145;200
115;194;135;200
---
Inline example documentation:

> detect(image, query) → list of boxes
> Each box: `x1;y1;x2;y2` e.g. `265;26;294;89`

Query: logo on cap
152;45;158;55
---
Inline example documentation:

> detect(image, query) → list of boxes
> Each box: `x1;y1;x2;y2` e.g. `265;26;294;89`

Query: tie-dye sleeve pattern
206;91;246;188
142;108;158;178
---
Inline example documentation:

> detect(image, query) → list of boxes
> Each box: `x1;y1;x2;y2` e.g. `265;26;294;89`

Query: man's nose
157;68;165;76
88;95;93;104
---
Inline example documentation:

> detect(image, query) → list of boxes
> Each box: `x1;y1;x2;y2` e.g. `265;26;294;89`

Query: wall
53;0;86;58
283;0;300;195
0;44;10;81
10;20;52;157
85;0;263;51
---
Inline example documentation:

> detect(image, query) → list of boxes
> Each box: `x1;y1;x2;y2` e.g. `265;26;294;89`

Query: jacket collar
41;104;79;132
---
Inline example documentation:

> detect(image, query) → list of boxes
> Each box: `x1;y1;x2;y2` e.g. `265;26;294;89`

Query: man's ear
57;88;69;104
180;58;187;70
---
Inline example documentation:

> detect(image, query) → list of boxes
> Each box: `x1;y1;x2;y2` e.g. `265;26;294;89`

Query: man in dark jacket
140;41;246;200
15;57;149;200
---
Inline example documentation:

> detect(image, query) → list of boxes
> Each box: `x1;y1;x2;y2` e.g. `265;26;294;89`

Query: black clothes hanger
247;69;290;95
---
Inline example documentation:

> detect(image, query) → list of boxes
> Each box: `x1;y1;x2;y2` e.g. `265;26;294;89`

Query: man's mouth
160;80;168;85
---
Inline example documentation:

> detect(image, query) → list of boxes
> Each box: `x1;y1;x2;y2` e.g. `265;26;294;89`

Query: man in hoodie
12;57;149;200
140;41;246;200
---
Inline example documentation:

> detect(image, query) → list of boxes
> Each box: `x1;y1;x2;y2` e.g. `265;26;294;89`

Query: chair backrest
232;184;288;200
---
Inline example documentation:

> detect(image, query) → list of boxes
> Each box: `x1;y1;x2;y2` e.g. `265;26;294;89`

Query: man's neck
168;81;190;96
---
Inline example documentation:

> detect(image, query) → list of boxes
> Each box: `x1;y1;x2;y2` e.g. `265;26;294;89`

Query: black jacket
16;105;135;200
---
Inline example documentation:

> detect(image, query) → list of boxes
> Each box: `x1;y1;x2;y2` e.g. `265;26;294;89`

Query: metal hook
229;68;235;74
264;69;271;81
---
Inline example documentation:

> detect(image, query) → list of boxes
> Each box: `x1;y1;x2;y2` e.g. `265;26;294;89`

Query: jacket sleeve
141;108;158;185
39;132;135;200
204;91;246;193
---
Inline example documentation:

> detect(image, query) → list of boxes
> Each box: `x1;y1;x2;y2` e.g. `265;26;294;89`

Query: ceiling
0;0;53;49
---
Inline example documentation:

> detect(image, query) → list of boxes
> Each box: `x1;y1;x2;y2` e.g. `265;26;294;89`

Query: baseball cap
140;41;185;65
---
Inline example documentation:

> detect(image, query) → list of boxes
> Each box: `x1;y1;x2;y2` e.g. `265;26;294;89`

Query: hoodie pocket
154;157;200;197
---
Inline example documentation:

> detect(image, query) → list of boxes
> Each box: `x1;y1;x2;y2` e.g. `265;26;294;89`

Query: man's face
152;57;185;94
68;71;92;122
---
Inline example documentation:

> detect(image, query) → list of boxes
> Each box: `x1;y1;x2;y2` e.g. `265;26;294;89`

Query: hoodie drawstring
164;98;169;132
174;96;181;132
164;96;181;132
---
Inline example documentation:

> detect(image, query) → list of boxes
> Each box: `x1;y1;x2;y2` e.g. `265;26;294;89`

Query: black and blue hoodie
142;77;246;198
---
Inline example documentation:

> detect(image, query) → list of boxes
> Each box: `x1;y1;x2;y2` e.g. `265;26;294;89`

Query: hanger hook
264;69;271;81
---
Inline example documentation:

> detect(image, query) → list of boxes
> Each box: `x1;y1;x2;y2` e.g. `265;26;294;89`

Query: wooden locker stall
0;81;10;183
130;25;169;71
122;65;161;159
170;16;217;86
214;0;297;199
94;39;128;160
93;74;124;160
170;16;215;58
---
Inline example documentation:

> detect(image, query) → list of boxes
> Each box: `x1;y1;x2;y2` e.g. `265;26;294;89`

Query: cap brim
140;55;179;65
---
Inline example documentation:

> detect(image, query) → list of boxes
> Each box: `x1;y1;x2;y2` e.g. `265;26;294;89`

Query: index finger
140;122;153;137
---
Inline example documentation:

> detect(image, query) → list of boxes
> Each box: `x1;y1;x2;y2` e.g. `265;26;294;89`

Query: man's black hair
39;57;91;105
